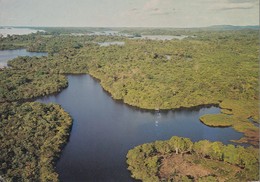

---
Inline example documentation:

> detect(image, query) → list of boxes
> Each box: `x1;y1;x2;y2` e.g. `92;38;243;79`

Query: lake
0;27;44;37
133;35;190;40
0;49;244;181
88;30;120;36
37;75;243;181
0;49;47;68
98;41;125;47
79;30;191;40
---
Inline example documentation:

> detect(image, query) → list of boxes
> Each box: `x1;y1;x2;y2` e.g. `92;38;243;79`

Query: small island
127;136;259;182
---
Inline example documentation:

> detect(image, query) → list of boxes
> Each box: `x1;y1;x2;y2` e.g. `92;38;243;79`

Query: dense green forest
0;31;125;53
0;27;259;181
6;30;259;109
0;68;68;102
127;136;259;182
0;102;72;181
5;29;259;146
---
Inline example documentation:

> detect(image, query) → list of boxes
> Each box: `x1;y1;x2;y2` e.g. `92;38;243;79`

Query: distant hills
1;25;259;30
204;25;259;30
0;25;258;36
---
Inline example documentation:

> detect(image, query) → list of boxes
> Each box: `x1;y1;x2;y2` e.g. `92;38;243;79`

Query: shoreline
0;29;259;181
1;70;257;147
88;72;220;112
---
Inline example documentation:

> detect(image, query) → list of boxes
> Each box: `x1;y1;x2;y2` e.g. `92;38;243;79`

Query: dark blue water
0;49;47;68
37;75;243;182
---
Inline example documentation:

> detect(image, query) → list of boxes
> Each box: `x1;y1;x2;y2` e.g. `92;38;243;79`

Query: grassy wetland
0;27;259;181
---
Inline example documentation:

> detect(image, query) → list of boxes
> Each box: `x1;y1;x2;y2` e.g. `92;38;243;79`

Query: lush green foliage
0;69;68;102
5;29;259;146
84;31;258;109
200;99;259;146
8;48;88;74
0;31;125;54
117;25;259;36
0;28;259;181
200;114;234;127
8;30;259;110
127;136;259;182
0;34;34;50
0;102;72;181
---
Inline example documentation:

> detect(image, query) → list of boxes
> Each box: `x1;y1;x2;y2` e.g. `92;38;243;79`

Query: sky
0;0;259;27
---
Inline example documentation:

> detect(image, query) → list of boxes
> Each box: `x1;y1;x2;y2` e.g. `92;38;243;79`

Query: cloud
219;4;254;10
141;0;176;16
149;8;176;16
150;11;172;16
210;1;257;11
220;5;254;10
227;0;258;3
152;8;159;11
143;0;160;11
130;8;138;11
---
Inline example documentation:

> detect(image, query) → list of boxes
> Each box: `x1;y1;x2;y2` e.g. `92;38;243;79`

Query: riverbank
200;99;259;147
0;50;71;181
0;102;72;181
36;74;245;181
87;70;259;147
0;29;258;181
4;38;259;147
0;69;68;103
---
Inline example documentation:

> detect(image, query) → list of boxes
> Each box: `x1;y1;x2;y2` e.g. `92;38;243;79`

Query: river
0;27;44;37
0;49;243;181
37;75;243;182
0;49;47;68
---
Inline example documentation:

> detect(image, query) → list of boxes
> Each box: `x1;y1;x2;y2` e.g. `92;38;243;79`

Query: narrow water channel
37;75;243;181
0;49;47;68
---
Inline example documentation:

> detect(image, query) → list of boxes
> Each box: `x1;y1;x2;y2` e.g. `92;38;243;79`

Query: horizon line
0;24;259;29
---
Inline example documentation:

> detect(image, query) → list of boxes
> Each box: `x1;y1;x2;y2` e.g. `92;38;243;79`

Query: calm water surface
88;31;120;36
134;35;189;40
98;41;125;47
1;49;244;181
0;49;47;68
37;75;243;182
0;27;44;37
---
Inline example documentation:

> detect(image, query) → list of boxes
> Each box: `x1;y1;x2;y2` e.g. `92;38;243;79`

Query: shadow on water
37;74;244;182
